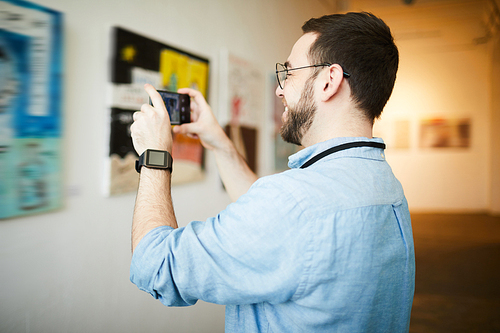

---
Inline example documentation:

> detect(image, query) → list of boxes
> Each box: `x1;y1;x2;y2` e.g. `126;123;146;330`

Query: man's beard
279;76;317;146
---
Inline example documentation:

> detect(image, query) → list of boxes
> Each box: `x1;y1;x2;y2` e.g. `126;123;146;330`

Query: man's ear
319;64;344;102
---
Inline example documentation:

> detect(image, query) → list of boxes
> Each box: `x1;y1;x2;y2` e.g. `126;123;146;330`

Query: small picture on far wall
419;117;471;149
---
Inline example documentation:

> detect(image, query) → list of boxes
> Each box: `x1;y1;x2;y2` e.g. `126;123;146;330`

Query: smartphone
150;90;191;125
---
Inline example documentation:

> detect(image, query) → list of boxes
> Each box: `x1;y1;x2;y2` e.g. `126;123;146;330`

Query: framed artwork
373;118;411;150
220;51;262;174
106;27;209;195
0;0;63;219
419;117;471;149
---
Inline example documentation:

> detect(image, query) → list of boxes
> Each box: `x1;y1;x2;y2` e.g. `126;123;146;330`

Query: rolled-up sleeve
129;176;310;307
130;225;196;306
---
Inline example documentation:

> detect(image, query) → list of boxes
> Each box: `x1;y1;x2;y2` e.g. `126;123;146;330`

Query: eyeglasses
275;62;350;89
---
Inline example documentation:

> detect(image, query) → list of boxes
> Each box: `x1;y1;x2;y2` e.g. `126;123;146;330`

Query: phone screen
151;90;191;125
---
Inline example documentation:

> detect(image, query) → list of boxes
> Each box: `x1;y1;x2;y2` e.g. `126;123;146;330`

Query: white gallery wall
1;0;499;332
0;0;330;332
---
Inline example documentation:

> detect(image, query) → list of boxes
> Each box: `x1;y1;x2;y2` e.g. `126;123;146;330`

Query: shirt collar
288;137;386;169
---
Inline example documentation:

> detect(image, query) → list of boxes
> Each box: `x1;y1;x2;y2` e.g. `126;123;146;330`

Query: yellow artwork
160;50;188;91
109;27;210;193
121;45;137;63
188;60;208;96
160;50;209;97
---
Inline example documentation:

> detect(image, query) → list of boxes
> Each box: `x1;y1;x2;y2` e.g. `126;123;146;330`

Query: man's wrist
135;149;173;173
138;166;172;176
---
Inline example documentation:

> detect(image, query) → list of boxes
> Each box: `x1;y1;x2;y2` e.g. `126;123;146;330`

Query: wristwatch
135;149;173;173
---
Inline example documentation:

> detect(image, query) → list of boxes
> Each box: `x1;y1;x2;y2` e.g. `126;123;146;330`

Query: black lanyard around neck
300;141;386;169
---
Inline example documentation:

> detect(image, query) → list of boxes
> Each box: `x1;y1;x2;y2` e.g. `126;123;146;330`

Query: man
130;12;415;333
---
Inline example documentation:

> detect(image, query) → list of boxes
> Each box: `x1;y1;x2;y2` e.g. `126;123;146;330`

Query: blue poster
0;0;63;219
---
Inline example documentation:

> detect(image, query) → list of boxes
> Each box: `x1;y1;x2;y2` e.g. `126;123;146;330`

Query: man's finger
173;125;200;141
133;111;142;121
173;122;197;135
144;84;165;110
140;103;153;113
177;88;208;108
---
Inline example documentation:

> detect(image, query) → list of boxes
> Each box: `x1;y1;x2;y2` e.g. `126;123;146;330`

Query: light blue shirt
130;137;415;332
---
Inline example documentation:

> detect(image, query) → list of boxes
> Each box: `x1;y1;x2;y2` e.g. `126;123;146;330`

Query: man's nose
275;84;283;98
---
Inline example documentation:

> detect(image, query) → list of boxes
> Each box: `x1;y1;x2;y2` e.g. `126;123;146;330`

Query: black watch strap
135;149;173;173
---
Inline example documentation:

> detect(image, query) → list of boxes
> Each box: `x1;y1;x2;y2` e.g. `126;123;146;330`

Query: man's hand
131;84;173;156
174;88;258;201
173;88;230;152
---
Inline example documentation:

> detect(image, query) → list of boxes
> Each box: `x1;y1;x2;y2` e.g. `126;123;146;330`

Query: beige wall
491;34;500;215
353;0;497;213
383;40;491;212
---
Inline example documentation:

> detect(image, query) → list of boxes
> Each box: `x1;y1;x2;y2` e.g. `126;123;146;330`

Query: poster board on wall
373;118;411;150
419;117;471;149
106;27;209;196
219;51;262;174
0;0;63;219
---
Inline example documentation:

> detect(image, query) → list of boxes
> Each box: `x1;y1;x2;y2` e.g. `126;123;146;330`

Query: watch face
147;151;166;166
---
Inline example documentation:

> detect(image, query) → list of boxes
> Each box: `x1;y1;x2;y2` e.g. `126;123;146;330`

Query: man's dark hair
302;12;399;122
